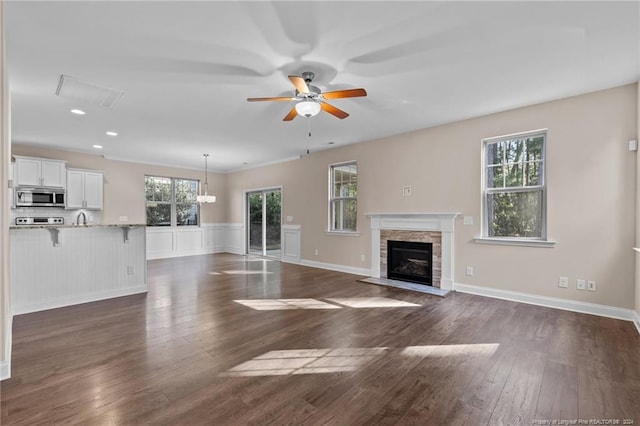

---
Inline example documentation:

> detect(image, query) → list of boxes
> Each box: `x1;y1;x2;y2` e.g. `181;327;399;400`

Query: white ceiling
5;1;639;172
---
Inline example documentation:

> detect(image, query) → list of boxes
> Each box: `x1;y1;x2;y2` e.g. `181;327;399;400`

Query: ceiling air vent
55;74;124;108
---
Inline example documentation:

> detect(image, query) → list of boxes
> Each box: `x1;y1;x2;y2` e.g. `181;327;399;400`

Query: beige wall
228;84;638;309
10;146;228;224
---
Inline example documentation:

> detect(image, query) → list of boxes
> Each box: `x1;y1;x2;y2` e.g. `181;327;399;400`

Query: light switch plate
402;186;411;197
463;216;473;225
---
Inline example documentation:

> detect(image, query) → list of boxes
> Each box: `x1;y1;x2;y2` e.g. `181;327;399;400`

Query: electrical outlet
314;249;319;256
286;216;293;222
576;279;586;290
127;266;134;275
402;186;412;197
558;276;569;288
119;216;128;222
588;280;597;291
360;254;366;262
465;266;473;276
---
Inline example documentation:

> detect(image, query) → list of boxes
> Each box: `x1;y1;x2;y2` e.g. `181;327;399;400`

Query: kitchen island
9;224;146;315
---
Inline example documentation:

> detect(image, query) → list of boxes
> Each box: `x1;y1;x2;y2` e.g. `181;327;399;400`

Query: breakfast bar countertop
9;224;146;230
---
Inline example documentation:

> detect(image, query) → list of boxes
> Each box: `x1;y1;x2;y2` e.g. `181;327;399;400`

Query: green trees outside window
484;132;546;239
330;162;357;232
145;176;199;226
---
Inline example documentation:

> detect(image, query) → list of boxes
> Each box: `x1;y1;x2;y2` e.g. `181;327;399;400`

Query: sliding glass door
247;189;281;257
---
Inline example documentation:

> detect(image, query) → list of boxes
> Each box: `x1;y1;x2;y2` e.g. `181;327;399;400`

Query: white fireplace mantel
366;213;460;290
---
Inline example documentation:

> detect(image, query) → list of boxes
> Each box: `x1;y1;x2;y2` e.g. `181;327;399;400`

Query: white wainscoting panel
146;223;244;259
175;228;203;252
146;229;173;256
225;223;244;255
281;225;301;264
10;226;147;315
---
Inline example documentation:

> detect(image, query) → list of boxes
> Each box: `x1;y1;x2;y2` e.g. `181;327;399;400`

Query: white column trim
1;0;13;381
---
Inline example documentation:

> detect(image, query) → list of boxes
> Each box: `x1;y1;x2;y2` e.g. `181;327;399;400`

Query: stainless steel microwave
15;187;65;207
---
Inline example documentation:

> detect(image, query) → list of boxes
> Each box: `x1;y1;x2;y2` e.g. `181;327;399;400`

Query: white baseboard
633;310;640;335
224;246;244;255
299;259;369;277
12;284;148;316
455;283;638;325
147;247;220;260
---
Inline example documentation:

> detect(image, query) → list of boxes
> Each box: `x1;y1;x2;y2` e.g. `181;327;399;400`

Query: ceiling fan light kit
295;101;321;117
197;153;216;204
247;71;367;121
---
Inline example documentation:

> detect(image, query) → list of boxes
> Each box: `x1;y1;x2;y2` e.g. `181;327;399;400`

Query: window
483;130;546;239
329;162;357;232
145;176;199;226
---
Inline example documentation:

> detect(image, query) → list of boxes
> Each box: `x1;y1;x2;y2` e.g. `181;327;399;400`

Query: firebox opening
387;240;433;286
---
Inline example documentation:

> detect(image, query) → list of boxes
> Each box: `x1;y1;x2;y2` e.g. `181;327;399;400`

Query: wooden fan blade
321;88;367;99
288;76;310;93
321;102;349;119
283;107;298;121
247;96;294;102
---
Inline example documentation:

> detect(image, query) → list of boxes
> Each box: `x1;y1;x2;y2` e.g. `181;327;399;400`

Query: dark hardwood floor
1;253;639;425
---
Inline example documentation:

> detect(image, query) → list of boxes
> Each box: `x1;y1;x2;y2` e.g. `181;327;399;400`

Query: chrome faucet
76;211;87;226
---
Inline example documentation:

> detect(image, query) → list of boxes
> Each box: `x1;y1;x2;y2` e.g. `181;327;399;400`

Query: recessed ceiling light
70;109;86;115
105;131;118;136
92;145;103;149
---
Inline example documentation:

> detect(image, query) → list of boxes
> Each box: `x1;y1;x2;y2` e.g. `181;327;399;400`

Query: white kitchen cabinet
66;168;103;210
14;156;66;187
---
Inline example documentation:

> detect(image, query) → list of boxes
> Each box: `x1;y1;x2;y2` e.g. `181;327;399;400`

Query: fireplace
387;240;432;286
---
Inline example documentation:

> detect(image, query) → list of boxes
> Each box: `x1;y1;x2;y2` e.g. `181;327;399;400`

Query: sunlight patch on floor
234;299;342;310
222;270;274;275
220;347;389;377
401;343;500;358
325;297;421;308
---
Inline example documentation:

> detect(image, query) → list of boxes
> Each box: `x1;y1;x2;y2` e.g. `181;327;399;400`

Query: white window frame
478;129;554;247
145;175;200;227
328;161;358;234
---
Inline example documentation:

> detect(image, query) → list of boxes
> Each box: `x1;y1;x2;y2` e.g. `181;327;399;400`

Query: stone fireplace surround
367;213;459;291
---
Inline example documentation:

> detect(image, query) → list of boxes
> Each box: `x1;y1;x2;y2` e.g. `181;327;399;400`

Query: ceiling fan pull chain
306;118;312;154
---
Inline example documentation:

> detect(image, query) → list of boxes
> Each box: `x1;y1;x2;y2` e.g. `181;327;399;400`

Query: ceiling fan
247;71;367;121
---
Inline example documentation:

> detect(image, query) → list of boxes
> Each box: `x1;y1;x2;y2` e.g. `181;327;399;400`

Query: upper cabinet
14;156;66;188
66;168;104;210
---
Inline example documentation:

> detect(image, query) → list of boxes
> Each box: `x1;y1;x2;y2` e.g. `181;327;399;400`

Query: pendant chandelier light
197;153;216;203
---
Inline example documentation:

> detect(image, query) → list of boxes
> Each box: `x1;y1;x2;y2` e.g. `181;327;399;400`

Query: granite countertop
10;224;146;230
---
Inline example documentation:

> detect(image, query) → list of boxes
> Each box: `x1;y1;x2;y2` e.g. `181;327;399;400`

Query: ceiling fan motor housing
301;71;315;83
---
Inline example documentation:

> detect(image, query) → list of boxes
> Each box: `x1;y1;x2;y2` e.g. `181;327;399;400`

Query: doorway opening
247;189;281;258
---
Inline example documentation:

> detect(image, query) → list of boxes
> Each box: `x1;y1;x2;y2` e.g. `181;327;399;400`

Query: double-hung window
483;130;546;240
145;176;199;226
329;162;358;232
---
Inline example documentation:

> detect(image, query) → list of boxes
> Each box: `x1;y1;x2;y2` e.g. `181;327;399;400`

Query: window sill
474;237;556;248
325;231;360;237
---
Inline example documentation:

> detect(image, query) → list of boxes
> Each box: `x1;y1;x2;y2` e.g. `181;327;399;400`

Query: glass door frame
243;186;282;258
